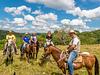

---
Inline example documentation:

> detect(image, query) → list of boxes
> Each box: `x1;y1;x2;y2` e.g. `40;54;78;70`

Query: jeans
67;51;78;75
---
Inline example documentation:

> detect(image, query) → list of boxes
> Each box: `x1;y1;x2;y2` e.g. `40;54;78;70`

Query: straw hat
68;30;76;34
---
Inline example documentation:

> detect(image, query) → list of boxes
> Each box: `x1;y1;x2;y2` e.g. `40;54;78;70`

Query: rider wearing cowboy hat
66;30;80;75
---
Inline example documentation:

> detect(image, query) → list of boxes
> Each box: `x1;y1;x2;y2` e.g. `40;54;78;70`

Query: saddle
58;51;83;63
58;51;90;64
73;56;82;63
57;51;90;68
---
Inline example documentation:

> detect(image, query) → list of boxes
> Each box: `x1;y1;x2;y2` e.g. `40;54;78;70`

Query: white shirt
69;36;80;52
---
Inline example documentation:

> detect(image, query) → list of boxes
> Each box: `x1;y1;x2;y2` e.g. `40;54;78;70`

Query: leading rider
66;30;80;75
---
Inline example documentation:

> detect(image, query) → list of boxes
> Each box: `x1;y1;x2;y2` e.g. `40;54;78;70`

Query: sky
0;0;100;33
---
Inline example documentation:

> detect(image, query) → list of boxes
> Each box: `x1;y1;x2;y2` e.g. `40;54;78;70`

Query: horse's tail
94;55;99;75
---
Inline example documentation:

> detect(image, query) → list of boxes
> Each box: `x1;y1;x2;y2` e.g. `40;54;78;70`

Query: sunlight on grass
0;45;100;75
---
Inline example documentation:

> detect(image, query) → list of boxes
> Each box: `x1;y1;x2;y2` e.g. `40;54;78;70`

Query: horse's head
7;39;13;47
39;45;53;66
44;44;52;55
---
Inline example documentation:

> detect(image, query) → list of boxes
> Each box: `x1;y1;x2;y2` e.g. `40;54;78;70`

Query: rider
44;31;54;47
21;32;30;50
66;30;80;75
4;30;18;55
30;32;38;45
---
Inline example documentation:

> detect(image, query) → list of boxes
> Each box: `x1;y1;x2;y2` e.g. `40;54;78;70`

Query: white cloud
70;19;85;26
60;18;88;32
61;18;85;26
32;20;46;26
26;0;75;10
32;13;57;27
67;7;100;19
31;13;59;32
4;5;31;16
32;10;42;15
17;5;31;12
12;18;27;26
61;19;70;25
24;14;35;21
4;7;16;13
50;25;60;29
36;13;57;21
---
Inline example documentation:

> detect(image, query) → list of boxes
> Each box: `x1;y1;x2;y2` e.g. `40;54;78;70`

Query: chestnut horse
40;45;99;75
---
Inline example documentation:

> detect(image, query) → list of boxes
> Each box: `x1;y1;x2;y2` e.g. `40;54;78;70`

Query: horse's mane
51;46;62;53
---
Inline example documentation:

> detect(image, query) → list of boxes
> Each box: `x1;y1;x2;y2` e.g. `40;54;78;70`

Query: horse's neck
51;47;61;62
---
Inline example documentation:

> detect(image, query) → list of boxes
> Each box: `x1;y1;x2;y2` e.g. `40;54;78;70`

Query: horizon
1;29;100;34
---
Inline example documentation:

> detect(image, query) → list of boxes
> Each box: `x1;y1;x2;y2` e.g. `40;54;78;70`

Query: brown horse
30;41;39;59
20;44;32;63
40;45;99;75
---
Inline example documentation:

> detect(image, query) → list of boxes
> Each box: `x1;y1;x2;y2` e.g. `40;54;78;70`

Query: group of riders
3;30;80;75
3;31;54;55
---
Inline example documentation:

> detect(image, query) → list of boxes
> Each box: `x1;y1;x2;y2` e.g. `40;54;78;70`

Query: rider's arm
30;36;32;40
13;35;16;42
6;35;9;41
30;36;34;42
67;45;76;51
67;38;79;51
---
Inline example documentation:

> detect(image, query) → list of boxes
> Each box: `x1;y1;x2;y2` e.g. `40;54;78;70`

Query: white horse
5;39;14;66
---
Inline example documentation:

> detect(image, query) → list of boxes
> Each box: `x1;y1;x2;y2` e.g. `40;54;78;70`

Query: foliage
1;29;100;49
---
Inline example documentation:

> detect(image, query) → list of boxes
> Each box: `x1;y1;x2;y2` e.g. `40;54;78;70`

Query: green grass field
0;45;100;75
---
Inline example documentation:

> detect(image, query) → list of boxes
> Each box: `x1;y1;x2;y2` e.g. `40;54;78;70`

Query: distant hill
0;29;100;46
0;30;23;40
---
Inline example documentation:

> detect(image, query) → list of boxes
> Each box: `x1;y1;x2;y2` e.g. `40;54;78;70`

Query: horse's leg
61;67;66;75
11;54;13;64
20;48;24;60
36;46;39;59
87;69;92;75
83;55;95;75
6;57;9;66
32;48;35;59
26;53;30;63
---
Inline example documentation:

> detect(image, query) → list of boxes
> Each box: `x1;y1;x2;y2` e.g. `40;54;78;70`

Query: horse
5;39;14;66
20;41;39;62
20;43;32;63
30;41;39;59
40;45;99;75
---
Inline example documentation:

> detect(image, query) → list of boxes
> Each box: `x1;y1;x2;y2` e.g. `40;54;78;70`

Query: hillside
0;45;100;75
0;29;100;49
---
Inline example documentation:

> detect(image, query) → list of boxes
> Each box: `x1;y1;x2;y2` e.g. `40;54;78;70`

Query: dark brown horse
40;45;99;75
20;44;32;63
30;41;39;59
20;42;39;62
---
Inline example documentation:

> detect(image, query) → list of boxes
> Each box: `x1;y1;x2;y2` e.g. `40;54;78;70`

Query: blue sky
0;0;100;33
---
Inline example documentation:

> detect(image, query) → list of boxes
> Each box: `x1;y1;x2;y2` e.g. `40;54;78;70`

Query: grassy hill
0;45;99;75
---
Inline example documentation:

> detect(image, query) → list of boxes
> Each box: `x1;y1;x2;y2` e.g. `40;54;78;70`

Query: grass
0;45;100;75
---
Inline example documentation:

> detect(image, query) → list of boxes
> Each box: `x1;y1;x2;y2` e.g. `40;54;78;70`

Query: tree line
0;29;100;49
